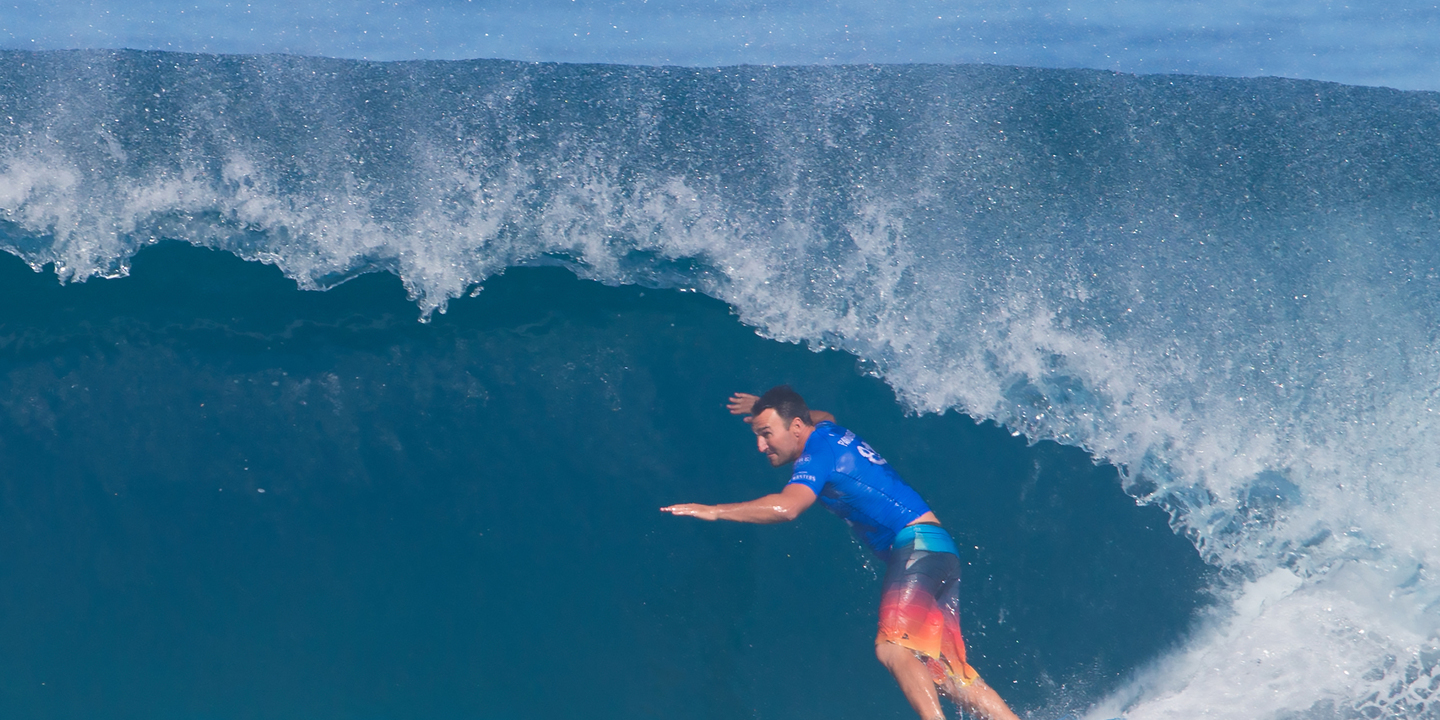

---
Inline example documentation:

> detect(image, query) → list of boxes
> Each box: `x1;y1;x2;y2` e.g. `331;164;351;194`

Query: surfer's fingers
727;392;758;414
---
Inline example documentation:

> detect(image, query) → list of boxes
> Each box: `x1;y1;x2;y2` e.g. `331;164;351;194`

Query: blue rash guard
787;421;932;561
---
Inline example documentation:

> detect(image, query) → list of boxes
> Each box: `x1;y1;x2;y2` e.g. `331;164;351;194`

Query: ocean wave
4;48;1440;718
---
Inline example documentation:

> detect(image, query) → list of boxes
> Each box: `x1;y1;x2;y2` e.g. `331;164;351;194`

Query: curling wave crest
4;49;1440;719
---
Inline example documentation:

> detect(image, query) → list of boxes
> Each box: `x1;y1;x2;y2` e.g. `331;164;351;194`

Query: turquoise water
0;243;1204;718
4;50;1440;718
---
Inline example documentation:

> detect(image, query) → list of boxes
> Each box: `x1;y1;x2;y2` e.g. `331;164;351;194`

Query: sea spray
4;49;1440;718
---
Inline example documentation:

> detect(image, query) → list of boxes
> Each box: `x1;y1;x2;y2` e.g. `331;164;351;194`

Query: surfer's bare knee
874;640;909;666
876;645;947;720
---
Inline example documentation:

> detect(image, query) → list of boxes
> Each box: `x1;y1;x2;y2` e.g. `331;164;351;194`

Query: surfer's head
750;385;814;466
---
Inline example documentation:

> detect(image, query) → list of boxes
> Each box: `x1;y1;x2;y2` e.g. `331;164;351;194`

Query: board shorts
876;523;980;689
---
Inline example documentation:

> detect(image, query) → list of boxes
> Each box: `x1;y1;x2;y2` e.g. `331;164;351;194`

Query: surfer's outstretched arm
661;483;817;523
728;392;834;424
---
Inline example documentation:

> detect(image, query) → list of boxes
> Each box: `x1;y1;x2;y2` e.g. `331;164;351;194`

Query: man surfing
661;385;1022;720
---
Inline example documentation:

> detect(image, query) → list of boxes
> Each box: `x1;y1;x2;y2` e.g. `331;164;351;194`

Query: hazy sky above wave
1;1;1437;91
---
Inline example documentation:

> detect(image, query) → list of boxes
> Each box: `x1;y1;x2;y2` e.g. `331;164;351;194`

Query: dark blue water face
0;242;1210;719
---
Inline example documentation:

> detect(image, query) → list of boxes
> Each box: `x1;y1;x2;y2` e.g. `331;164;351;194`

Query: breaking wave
4;49;1440;718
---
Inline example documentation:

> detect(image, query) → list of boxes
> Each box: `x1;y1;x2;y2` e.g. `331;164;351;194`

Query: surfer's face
751;408;806;466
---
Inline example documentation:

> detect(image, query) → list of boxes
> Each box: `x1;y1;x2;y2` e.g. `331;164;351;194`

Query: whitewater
3;49;1440;718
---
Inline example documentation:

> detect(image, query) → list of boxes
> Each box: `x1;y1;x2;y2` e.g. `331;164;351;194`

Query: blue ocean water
5;0;1439;91
3;50;1440;719
0;242;1204;719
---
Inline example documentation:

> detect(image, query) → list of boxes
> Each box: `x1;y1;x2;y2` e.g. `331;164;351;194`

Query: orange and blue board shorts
876;523;980;689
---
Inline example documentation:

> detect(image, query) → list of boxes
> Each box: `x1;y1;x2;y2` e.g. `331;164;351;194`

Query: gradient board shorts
876;524;979;688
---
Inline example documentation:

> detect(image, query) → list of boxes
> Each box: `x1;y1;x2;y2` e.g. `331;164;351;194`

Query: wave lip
5;49;1440;719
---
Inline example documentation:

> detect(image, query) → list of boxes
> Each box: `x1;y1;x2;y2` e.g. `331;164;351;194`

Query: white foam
4;53;1440;717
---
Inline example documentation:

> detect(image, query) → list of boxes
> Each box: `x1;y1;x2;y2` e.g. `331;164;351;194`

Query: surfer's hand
660;503;720;521
727;392;759;421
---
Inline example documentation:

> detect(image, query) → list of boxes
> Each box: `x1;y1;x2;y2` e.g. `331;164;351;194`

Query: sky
1;1;1438;91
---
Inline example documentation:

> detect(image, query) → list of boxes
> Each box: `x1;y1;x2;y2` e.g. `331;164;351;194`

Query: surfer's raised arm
664;391;825;523
727;391;834;425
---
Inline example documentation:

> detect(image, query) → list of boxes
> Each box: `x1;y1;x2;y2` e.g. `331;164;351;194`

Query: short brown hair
752;385;813;426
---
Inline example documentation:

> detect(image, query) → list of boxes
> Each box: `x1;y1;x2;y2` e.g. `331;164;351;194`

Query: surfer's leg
944;674;1022;720
875;641;946;720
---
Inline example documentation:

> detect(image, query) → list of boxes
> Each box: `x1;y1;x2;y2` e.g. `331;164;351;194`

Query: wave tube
3;49;1440;718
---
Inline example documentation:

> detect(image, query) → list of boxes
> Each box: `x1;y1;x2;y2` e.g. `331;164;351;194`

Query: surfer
661;386;1022;720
